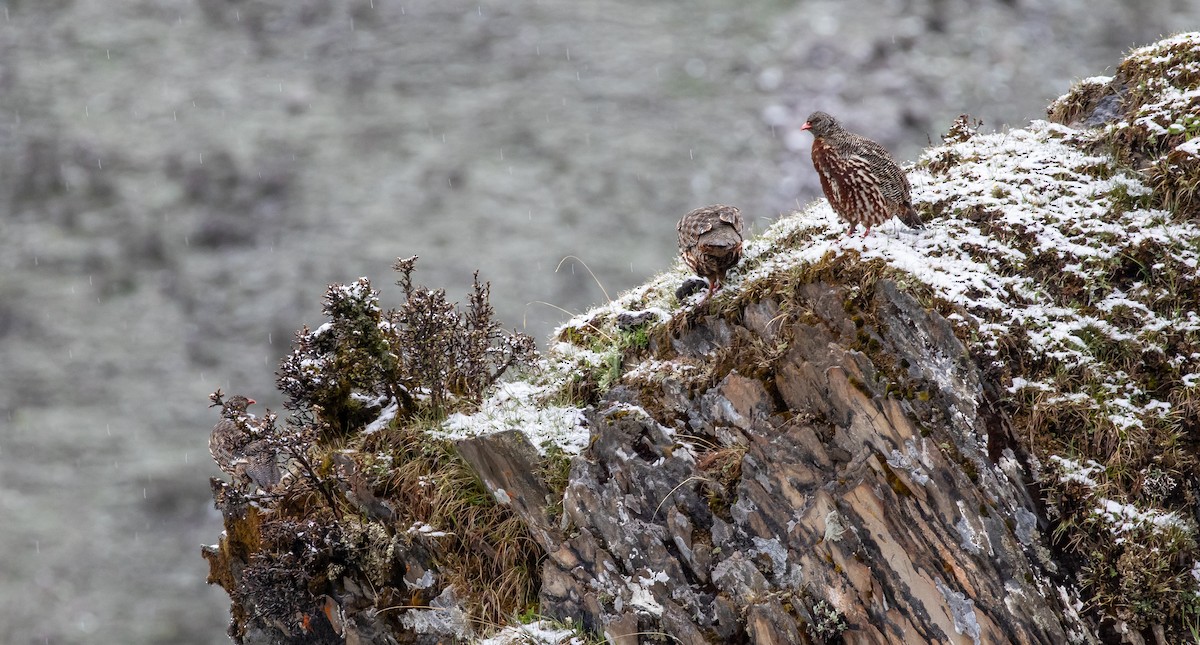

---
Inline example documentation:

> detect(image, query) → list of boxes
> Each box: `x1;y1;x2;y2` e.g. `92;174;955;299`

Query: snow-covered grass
1049;455;1191;553
1052;31;1200;217
477;620;592;645
1093;498;1189;538
438;275;695;456
434;380;589;455
1048;455;1104;488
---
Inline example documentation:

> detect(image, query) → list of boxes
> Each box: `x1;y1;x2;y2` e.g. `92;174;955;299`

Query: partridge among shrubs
677;204;744;303
210;393;280;491
801;111;921;236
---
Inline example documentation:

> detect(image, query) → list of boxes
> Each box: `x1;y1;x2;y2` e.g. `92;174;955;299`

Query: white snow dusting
1178;137;1200;158
1048;455;1103;488
406;522;450;538
362;397;399;434
435;380;589;454
1093;498;1188;536
477;621;585;645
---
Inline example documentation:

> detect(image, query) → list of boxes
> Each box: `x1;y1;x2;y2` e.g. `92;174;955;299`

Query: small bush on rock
277;256;536;432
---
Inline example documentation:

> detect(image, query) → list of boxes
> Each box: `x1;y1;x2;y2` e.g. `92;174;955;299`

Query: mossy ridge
221;414;544;638
1048;32;1200;218
922;121;1200;632
1026;34;1200;633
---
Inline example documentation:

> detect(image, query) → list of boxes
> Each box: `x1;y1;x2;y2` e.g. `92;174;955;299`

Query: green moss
878;459;913;498
846;375;871;397
697;445;747;521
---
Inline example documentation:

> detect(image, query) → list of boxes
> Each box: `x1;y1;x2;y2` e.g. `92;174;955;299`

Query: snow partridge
210;394;280;491
677;204;744;303
801;111;921;236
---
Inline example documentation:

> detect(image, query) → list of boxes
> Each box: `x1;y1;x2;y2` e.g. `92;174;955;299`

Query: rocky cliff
204;34;1200;644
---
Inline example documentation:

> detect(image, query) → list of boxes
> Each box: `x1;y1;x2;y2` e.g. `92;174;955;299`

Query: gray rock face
456;430;563;553
540;281;1094;643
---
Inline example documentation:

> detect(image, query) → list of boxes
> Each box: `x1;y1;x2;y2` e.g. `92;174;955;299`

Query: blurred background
0;0;1195;642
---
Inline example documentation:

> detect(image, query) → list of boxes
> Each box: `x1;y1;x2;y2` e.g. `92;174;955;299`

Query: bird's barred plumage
677;204;744;303
802;111;920;236
210;394;280;491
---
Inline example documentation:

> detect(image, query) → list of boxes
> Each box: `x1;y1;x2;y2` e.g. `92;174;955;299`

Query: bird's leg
700;279;717;304
862;225;873;237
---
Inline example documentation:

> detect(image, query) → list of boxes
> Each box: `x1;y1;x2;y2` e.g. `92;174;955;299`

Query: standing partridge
677;204;744;303
210;394;280;491
801;111;921;236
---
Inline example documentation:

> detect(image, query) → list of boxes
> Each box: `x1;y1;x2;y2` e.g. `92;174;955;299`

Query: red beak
800;122;812;131
247;398;257;405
